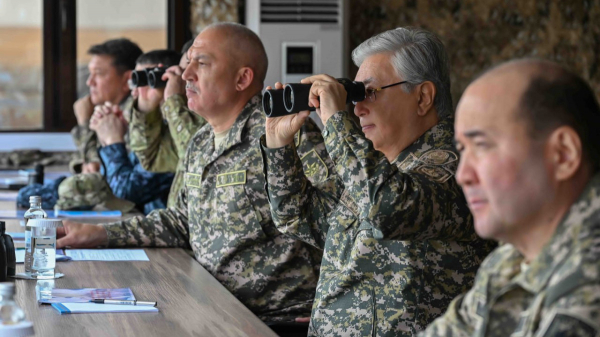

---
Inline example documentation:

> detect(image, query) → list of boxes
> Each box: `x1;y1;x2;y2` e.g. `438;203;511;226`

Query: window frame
2;0;190;133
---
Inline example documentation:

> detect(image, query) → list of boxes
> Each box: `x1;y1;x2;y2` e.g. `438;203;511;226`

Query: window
0;0;43;130
77;0;167;99
0;0;190;132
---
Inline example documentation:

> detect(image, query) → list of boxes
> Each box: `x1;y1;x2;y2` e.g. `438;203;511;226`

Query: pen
89;299;157;307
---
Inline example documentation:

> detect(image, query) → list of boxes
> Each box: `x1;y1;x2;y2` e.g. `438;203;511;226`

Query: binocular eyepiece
263;78;366;118
130;67;167;89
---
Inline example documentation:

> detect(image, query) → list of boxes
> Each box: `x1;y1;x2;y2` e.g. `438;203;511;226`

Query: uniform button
177;125;183;132
323;129;329;137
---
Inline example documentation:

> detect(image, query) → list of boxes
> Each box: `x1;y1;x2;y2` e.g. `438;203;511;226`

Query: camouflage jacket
70;96;134;171
102;95;323;321
262;110;495;336
98;143;174;215
419;174;600;337
129;95;206;207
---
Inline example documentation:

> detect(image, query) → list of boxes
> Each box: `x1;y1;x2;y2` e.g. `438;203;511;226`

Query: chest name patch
216;170;247;187
185;172;202;188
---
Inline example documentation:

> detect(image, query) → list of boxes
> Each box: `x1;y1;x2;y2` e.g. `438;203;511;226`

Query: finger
93;106;104;116
111;105;122;115
56;227;66;238
57;235;73;249
101;105;112;115
308;81;325;108
166;65;182;75
265;86;272;90
161;71;180;82
301;74;336;84
295;317;311;323
290;110;310;129
95;105;110;116
274;82;284;90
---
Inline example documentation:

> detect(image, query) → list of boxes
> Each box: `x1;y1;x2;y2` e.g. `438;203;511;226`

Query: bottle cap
26;219;62;229
28;196;41;204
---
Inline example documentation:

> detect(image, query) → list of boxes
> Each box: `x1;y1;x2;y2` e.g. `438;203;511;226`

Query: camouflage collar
392;118;455;164
508;173;600;293
214;94;262;153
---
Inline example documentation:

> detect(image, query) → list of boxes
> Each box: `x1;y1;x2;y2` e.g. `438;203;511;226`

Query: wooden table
0;193;277;337
14;249;277;337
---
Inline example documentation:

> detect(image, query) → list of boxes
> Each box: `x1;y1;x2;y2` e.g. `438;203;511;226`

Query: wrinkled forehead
188;29;230;60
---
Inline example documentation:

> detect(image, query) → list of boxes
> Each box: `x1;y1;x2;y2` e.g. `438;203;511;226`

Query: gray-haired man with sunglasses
260;27;495;336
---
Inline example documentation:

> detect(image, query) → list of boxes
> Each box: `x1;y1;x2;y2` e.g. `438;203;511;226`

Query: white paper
15;249;24;263
64;249;149;261
15;249;70;263
54;302;158;313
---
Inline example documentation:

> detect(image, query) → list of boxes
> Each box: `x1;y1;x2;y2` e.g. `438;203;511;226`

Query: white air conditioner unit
246;0;348;128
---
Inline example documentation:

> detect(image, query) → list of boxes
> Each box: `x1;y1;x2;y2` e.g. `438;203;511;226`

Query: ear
121;70;133;91
235;67;254;92
547;126;583;181
416;81;436;117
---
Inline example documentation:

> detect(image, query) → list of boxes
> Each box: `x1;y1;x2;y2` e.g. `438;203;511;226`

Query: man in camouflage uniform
418;60;600;336
84;50;179;215
128;40;207;207
57;23;323;324
70;38;142;174
262;27;494;336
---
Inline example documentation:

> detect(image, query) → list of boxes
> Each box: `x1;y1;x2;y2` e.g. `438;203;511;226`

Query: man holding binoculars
127;41;207;208
262;27;494;336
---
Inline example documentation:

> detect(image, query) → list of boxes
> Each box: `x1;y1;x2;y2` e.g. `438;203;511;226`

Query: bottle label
33;237;55;249
25;231;31;249
24;230;33;273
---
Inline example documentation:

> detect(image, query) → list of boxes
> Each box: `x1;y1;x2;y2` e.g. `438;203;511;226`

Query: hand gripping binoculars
263;78;366;118
130;67;167;89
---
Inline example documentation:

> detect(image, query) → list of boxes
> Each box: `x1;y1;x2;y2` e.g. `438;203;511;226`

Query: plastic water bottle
0;282;34;336
0;283;25;324
23;196;46;276
26;219;62;279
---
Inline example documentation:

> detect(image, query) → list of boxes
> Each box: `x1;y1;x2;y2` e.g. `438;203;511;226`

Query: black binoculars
263;78;366;118
131;67;167;89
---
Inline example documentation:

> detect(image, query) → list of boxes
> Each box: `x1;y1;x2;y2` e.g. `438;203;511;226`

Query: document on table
15;249;70;263
52;302;158;314
54;210;123;218
64;249;149;261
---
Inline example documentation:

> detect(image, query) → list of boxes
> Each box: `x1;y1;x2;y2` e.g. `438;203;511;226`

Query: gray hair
352;27;453;119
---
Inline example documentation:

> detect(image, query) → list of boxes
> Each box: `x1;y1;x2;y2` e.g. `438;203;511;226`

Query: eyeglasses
354;80;408;105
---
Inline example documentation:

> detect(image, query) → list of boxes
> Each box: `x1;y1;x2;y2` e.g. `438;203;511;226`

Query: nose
456;151;478;188
86;73;94;88
182;63;195;82
354;101;369;118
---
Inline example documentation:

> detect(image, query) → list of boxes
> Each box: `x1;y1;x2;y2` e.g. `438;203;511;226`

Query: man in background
70;38;142;174
85;50;179;215
128;39;207;208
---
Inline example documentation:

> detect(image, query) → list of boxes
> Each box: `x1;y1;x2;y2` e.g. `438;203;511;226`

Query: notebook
39;287;135;304
52;302;158;314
